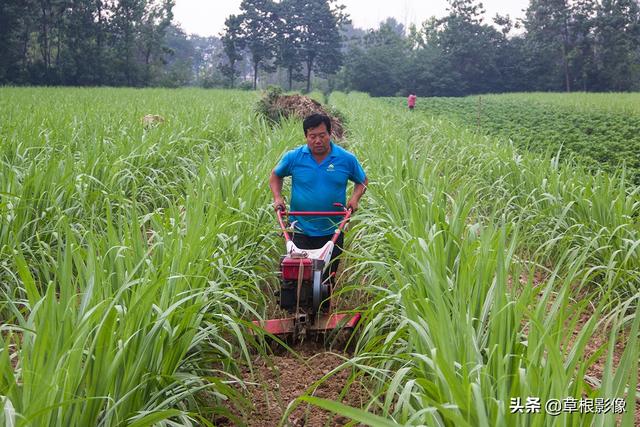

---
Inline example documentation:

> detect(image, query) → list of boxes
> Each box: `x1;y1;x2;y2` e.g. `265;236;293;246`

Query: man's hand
347;178;368;213
346;197;359;213
270;171;286;211
273;196;286;211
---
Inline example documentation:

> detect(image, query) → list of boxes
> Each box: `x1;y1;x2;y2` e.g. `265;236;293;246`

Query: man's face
305;123;331;156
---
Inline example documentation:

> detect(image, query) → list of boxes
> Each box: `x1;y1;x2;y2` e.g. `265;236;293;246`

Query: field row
386;93;640;183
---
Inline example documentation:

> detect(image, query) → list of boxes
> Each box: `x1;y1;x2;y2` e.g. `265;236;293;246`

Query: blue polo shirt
274;142;366;236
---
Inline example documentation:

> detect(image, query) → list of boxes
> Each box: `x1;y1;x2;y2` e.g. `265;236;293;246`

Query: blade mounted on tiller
253;313;361;337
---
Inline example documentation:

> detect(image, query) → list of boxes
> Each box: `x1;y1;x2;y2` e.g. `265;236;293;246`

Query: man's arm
347;177;368;212
269;170;286;210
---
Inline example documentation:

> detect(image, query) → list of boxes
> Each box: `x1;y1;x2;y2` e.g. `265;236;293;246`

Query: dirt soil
226;341;369;427
217;263;370;427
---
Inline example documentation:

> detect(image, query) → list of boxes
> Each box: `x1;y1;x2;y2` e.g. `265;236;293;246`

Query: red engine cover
281;257;313;281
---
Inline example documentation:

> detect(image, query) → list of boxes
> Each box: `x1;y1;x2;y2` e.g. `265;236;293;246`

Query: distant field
385;93;640;183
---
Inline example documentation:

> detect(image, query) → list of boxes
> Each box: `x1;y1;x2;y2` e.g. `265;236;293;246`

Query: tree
411;44;463;96
238;0;277;89
0;0;34;84
59;0;110;84
109;0;146;85
220;14;245;88
274;0;304;90
159;24;197;87
343;20;410;96
140;0;175;85
296;0;349;92
593;0;640;90
566;0;598;91
33;0;69;84
524;0;574;91
428;0;505;94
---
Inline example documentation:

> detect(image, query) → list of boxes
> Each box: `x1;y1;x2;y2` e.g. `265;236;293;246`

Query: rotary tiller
253;205;361;339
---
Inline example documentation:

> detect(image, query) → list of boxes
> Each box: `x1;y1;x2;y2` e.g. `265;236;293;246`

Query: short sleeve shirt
274;142;366;236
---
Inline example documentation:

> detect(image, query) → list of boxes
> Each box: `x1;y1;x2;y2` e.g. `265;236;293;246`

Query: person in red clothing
407;92;417;110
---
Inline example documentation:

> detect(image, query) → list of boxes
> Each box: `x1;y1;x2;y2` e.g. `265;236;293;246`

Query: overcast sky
173;0;530;37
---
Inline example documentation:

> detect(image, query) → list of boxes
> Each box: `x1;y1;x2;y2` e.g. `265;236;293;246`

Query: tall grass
2;87;638;426
308;92;640;425
0;88;298;425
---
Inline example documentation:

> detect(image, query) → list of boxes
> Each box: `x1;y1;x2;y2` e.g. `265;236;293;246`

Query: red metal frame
254;313;361;335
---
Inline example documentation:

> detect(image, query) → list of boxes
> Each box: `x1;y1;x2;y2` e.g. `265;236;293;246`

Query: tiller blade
252;312;361;336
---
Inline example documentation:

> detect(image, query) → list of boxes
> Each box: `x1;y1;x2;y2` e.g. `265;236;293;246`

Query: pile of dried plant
256;87;345;140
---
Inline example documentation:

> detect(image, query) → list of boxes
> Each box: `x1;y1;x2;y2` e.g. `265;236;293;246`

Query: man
269;113;368;279
407;92;417;110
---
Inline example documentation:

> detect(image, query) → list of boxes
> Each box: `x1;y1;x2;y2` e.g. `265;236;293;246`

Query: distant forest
1;0;639;96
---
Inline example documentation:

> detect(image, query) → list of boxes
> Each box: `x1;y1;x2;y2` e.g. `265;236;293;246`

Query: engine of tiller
279;255;329;315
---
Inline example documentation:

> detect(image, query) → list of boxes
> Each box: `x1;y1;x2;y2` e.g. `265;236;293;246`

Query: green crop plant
0;88;301;425
287;92;639;426
385;93;640;184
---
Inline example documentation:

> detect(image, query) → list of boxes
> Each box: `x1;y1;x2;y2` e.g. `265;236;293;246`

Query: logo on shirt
327;163;335;172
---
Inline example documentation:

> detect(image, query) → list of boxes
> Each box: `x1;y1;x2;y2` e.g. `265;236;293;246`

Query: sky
173;0;530;37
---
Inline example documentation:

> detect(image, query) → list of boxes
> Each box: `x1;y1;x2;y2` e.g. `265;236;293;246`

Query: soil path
233;340;368;427
218;269;369;427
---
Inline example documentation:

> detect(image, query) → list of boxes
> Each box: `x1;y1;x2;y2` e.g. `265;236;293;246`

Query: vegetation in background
341;0;640;96
221;0;349;91
2;0;640;94
385;92;640;183
0;0;176;86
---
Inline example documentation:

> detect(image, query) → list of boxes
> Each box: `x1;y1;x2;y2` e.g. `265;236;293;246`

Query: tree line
219;0;348;92
1;0;639;95
341;0;640;96
0;0;180;86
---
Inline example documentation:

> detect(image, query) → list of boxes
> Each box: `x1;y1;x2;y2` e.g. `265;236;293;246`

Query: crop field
0;87;639;426
385;93;640;183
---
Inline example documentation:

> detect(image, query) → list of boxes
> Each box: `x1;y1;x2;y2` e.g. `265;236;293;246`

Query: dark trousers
292;233;344;279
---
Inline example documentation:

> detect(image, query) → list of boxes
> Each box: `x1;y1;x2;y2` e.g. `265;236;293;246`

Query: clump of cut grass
255;86;346;140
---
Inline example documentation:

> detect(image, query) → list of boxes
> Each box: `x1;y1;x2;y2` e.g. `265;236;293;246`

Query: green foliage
274;0;305;90
0;87;284;425
344;20;411;97
238;0;278;89
386;92;640;183
340;0;640;97
255;85;285;122
3;0;639;95
0;0;176;86
1;87;638;426
295;0;350;92
220;14;245;88
235;80;253;91
324;91;639;426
